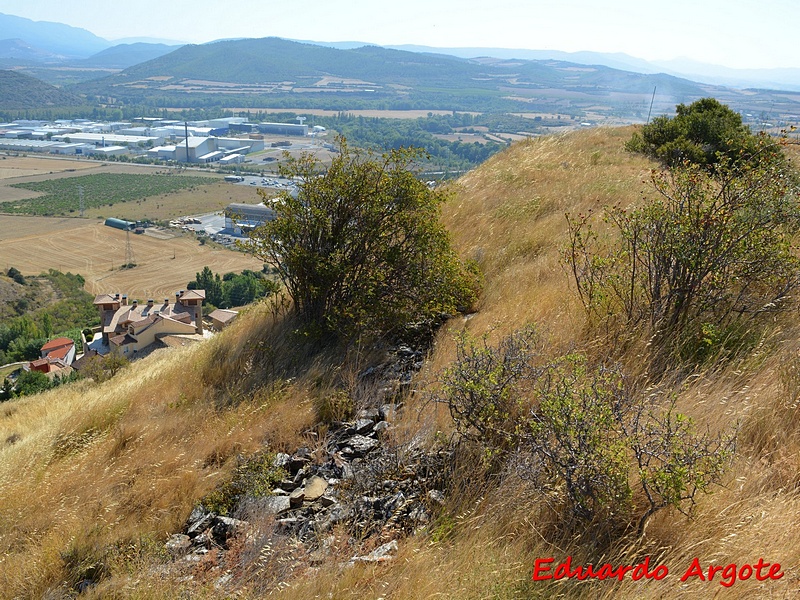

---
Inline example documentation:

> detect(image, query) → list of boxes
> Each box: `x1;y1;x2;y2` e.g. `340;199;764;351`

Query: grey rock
351;540;399;563
408;504;429;523
261;495;292;514
427;489;445;505
212;516;245;542
279;478;298;491
328;504;354;524
289;487;305;508
186;510;215;537
165;533;192;556
373;421;390;435
293;466;309;484
357;407;381;422
354;418;375;434
319;494;337;508
340;434;379;457
289;455;311;474
272;452;291;469
379;404;398;421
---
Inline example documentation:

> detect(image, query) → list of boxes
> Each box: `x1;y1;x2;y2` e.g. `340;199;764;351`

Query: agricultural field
80;179;271;221
0;215;263;301
1;172;218;216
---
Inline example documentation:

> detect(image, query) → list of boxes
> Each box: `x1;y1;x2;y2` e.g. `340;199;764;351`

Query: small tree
249;137;479;337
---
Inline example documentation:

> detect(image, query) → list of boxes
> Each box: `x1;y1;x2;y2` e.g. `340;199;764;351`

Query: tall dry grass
2;127;800;598
0;304;319;598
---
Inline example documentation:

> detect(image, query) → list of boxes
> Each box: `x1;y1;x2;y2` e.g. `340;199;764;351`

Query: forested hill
0;70;84;109
75;37;707;110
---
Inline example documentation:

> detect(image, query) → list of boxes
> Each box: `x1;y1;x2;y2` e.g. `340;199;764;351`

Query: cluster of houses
22;289;239;380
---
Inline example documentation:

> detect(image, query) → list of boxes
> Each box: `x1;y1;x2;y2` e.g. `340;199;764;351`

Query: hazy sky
0;0;796;70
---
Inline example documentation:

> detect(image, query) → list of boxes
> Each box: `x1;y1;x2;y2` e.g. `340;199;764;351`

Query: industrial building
105;218;136;231
51;132;164;147
173;136;265;163
224;203;276;235
257;122;308;136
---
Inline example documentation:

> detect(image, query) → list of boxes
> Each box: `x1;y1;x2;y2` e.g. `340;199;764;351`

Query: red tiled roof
47;346;71;360
41;337;74;352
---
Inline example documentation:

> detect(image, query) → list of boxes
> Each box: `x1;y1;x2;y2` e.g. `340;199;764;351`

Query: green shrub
249;137;480;338
437;330;735;533
201;452;288;516
566;144;800;363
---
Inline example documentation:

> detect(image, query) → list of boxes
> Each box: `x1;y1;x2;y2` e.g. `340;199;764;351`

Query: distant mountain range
0;11;798;121
72;36;727;120
1;11;798;93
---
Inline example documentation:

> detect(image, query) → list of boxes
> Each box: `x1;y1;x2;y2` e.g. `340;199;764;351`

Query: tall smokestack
184;121;190;163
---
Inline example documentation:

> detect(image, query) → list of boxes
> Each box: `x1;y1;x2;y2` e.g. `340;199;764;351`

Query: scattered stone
212;516;246;543
427;490;445;505
357;407;381;422
165;533;192;556
289;455;311;474
273;452;291;469
262;495;292;514
339;434;379;457
319;494;337;508
186;509;215;537
354;418;375;434
289;487;305;508
167;341;448;578
304;475;329;501
351;540;399;564
293;466;309;485
379;404;398;421
278;478;299;491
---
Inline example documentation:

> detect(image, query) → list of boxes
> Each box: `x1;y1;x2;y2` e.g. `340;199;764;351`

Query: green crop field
1;173;218;216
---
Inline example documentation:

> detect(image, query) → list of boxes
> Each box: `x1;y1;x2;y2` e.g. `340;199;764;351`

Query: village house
207;308;239;331
24;337;77;379
93;290;206;356
28;357;72;378
40;337;76;364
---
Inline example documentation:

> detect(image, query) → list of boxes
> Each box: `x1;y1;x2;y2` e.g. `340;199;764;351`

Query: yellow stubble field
0;216;263;300
0;156;264;300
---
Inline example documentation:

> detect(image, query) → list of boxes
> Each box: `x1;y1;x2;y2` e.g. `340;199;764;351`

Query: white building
51;132;164;147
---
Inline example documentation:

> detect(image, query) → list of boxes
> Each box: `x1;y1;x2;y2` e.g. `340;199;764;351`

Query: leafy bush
626;98;761;168
566;142;800;360
250;137;480;338
201;452;288;516
190;266;279;309
437;330;734;532
6;267;25;285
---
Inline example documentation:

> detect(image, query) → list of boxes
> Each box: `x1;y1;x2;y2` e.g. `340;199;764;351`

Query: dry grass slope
1;127;800;598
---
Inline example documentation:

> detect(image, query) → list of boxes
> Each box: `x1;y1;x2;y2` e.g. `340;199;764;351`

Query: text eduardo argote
532;556;784;588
